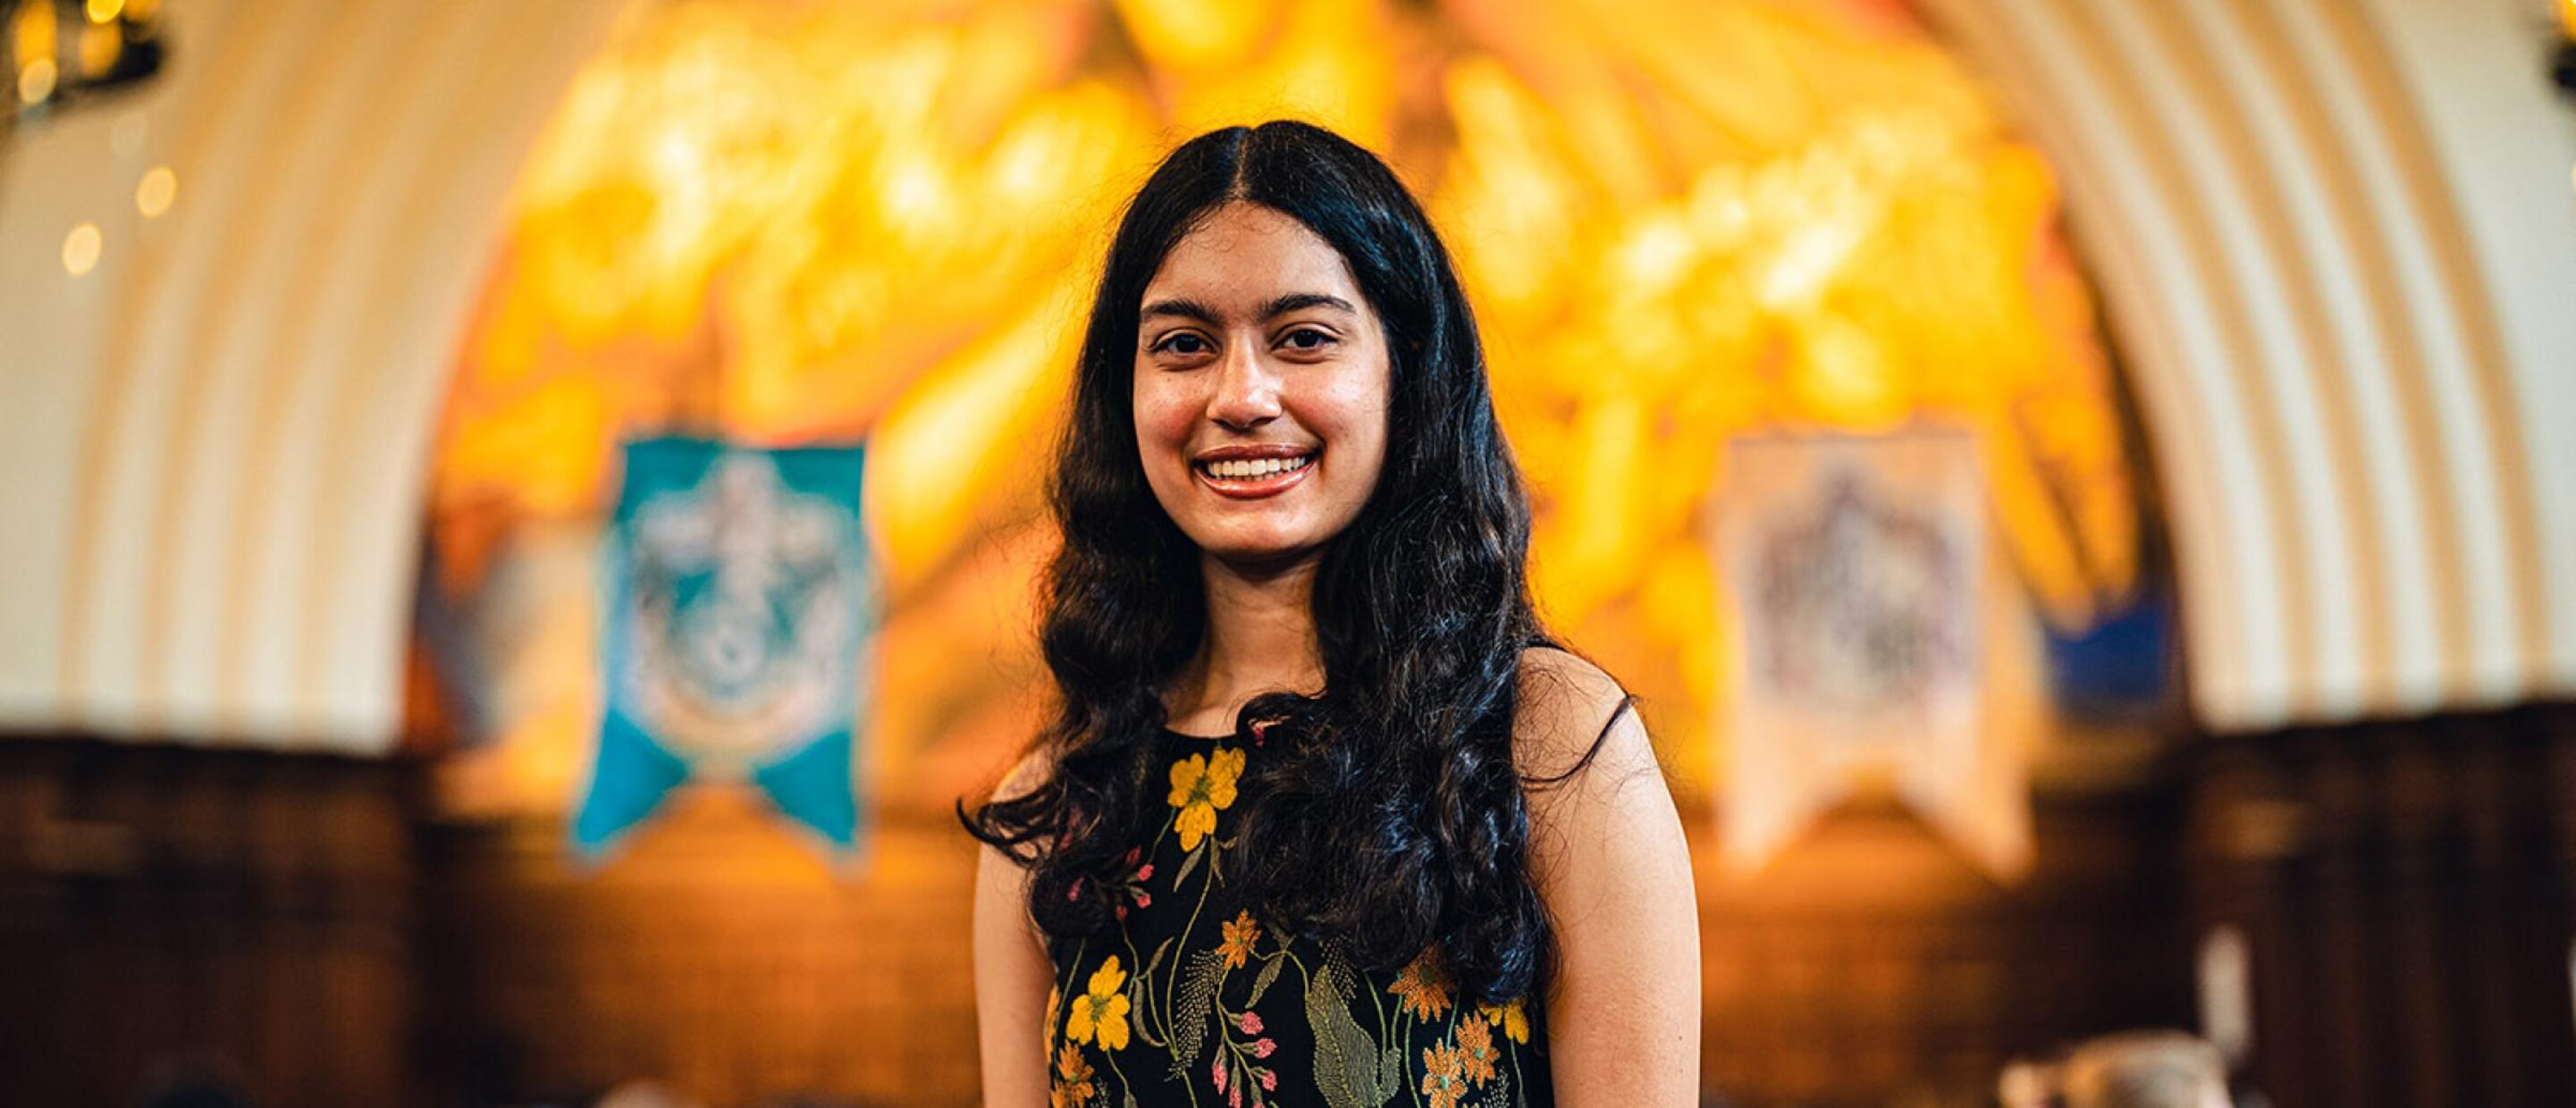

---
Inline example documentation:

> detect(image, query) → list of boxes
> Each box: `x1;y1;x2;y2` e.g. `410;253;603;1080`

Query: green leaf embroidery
1170;949;1227;1074
1246;950;1286;1008
1143;937;1173;983
1306;953;1390;1108
1126;967;1166;1051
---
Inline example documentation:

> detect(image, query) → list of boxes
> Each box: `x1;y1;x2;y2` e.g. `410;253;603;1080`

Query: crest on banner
577;438;877;857
1713;429;2029;878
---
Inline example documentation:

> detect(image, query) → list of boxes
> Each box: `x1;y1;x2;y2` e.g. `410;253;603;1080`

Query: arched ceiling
0;0;2567;751
1926;0;2576;726
0;0;627;746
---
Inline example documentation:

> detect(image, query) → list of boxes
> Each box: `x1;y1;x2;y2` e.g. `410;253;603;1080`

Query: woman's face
1132;202;1392;572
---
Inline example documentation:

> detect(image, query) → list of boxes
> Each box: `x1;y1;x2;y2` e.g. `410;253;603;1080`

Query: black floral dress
1043;725;1551;1108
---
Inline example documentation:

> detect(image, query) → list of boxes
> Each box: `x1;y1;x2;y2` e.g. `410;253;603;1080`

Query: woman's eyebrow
1140;298;1218;324
1261;292;1355;319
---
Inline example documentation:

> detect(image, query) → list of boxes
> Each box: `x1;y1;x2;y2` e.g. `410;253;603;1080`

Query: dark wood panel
419;792;982;1108
0;737;421;1108
1692;784;2194;1107
2182;701;2576;1108
7;701;2572;1108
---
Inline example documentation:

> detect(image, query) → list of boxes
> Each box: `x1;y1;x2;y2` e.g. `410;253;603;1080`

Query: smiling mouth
1197;455;1312;480
1192;451;1315;498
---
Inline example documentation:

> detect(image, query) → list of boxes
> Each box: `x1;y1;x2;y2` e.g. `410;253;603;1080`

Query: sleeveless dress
1042;724;1553;1108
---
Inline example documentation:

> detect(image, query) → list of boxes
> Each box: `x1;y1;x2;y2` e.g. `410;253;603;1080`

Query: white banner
1713;428;2030;878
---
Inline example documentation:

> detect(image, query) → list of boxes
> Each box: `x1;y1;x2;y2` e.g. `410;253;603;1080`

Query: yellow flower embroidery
1218;910;1261;970
1166;748;1245;852
1387;947;1453;1021
1065;956;1132;1051
1477;997;1531;1044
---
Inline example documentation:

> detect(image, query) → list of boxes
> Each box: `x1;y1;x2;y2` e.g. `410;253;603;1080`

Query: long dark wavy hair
963;120;1596;1005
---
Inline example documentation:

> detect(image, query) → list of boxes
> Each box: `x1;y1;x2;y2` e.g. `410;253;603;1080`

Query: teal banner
577;438;874;857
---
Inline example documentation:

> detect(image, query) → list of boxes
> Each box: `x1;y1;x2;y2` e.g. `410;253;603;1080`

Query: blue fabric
574;713;694;850
752;728;859;848
576;437;874;857
2044;585;2174;719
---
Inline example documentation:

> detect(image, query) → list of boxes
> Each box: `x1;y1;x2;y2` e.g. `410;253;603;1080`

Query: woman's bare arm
972;759;1055;1107
1519;648;1702;1106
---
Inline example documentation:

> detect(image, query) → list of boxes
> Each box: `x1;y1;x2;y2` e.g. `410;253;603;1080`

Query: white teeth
1202;455;1312;480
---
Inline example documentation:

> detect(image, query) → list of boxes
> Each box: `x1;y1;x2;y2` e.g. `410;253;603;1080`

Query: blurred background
2;0;2573;1105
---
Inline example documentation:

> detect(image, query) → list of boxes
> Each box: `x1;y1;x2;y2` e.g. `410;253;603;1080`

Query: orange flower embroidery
1387;947;1453;1021
1421;1040;1469;1108
1477;996;1531;1044
1218;910;1261;970
1050;1042;1096;1108
1455;1015;1499;1084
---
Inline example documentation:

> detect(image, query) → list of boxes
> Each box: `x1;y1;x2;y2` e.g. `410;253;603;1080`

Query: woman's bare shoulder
990;747;1055;803
1513;646;1648;784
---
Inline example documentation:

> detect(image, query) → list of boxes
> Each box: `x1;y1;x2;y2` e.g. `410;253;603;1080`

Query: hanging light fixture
2550;0;2576;98
6;0;163;126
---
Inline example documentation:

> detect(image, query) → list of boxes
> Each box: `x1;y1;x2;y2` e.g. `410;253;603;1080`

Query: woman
964;120;1697;1107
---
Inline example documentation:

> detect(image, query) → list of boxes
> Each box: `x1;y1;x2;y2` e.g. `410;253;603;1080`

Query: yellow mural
423;0;2139;815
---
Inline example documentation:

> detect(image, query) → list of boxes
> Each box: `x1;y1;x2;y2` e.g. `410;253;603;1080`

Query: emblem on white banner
1712;429;2031;878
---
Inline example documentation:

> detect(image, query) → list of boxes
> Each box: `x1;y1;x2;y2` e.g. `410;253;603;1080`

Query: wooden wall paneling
2547;706;2576;1101
0;738;423;1108
2181;702;2576;1108
9;701;2573;1106
419;794;985;1108
2381;726;2450;1105
1691;782;2193;1108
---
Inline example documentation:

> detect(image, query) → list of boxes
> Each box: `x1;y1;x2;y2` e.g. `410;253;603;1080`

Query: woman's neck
1167;553;1325;734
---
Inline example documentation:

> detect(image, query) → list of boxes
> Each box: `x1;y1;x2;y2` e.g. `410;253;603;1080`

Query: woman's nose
1207;337;1282;429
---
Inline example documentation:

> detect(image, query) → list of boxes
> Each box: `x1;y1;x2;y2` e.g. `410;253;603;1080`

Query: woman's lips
1192;450;1315;499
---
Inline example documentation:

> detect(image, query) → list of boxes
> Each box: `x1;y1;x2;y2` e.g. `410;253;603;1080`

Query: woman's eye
1280;328;1335;352
1153;333;1211;357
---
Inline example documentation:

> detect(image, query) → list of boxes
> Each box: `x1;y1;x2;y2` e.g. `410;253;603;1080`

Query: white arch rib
0;0;624;751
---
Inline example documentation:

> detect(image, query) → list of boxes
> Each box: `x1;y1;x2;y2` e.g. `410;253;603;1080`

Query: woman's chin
1194;533;1330;578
